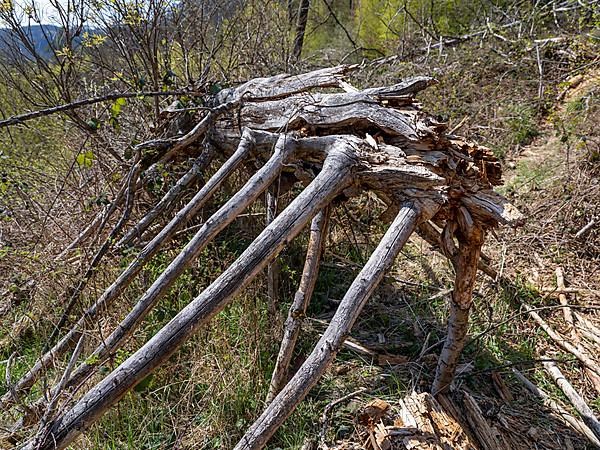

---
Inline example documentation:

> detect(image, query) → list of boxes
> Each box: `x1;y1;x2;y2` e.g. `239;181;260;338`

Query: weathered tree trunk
432;208;484;395
267;207;330;402
235;202;430;449
26;140;357;450
3;65;522;450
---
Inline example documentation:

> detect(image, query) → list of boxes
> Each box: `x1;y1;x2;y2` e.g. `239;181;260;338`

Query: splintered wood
328;392;477;450
397;392;476;450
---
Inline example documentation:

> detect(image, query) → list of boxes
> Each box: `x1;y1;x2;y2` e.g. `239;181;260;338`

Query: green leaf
209;82;222;95
86;117;101;130
111;97;127;118
76;150;95;169
108;116;120;130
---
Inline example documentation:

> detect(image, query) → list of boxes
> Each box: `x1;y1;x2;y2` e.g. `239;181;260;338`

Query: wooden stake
267;208;330;402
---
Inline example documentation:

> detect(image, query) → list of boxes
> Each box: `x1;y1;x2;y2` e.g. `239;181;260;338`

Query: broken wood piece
491;371;514;403
512;368;600;448
542;360;600;440
461;391;506;450
575;219;596;239
520;301;600;378
397;391;477;449
267;208;330;402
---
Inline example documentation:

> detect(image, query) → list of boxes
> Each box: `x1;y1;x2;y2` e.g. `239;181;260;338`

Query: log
542;360;600;439
235;202;430;450
215;65;353;103
461;391;506;450
26;138;358;450
397;391;477;449
267;208;330;402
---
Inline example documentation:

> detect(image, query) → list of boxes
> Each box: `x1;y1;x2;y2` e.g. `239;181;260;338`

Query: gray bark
47;132;295;399
542;360;600;440
235;202;428;449
267;207;330;402
25;139;358;450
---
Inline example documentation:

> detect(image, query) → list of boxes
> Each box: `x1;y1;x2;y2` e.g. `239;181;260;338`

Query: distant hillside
0;24;79;61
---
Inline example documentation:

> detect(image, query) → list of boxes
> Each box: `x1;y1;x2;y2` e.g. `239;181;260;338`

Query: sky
10;0;70;25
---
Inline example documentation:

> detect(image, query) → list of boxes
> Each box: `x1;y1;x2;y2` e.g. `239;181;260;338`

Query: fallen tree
2;65;522;449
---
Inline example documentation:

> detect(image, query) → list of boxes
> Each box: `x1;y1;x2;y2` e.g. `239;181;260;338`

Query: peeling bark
432;209;485;395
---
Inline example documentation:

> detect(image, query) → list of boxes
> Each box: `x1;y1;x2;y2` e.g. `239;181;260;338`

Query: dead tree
3;65;522;449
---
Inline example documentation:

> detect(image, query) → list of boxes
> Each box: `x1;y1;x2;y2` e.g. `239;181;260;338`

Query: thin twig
319;388;367;447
